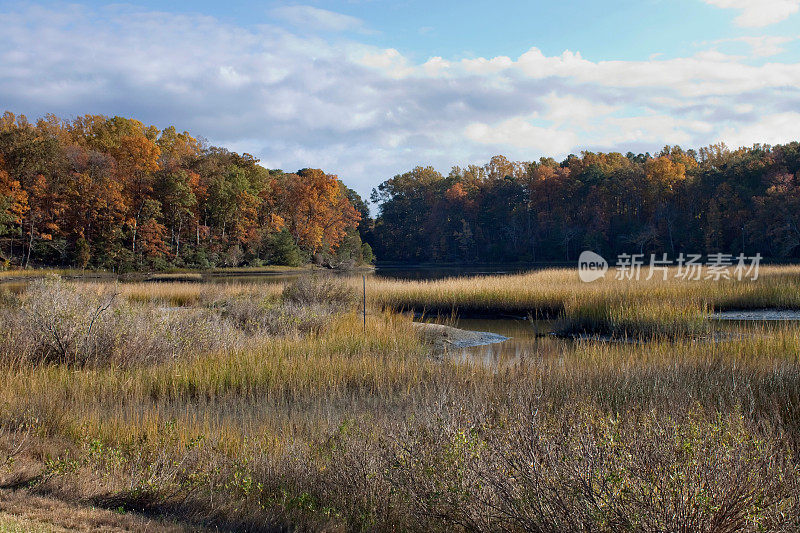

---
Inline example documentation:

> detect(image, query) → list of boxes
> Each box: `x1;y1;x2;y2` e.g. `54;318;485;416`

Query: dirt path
0;488;195;533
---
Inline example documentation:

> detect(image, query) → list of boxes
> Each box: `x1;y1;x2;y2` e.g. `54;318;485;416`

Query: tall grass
115;280;283;307
552;294;712;338
366;266;800;338
366;266;800;316
0;267;111;280
2;276;800;530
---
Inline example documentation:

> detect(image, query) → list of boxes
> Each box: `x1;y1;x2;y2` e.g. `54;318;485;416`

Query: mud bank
413;322;509;352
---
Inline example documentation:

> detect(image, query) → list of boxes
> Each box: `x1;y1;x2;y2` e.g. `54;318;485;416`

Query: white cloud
703;0;800;27
353;48;414;79
601;115;714;146
1;3;799;199
465;117;578;154
357;45;800;98
540;93;618;127
270;5;368;33
707;35;796;57
736;35;795;56
717;112;800;146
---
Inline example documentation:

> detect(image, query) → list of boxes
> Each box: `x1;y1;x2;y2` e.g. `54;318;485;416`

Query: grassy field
1;271;800;530
0;264;352;283
366;266;800;337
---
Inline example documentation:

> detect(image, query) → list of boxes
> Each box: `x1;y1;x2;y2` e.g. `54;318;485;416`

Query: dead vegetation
1;274;800;531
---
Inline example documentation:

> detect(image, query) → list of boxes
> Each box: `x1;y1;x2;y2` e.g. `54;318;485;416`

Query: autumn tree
0;111;372;269
282;168;360;254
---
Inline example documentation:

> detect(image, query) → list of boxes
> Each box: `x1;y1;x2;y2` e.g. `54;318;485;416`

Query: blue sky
1;0;799;199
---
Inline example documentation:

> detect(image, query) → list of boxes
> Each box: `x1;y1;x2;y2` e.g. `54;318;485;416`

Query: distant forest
0;112;372;271
2;111;800;271
369;145;800;263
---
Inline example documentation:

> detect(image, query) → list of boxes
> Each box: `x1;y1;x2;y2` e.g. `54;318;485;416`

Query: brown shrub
0;278;234;367
282;275;357;309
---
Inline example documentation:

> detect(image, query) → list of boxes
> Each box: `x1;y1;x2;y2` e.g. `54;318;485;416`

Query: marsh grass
369;266;800;313
143;272;204;282
552;295;712;338
3;324;800;530
2;275;800;530
367;266;800;338
115;280;283;307
282;275;358;308
0;277;349;367
0;268;96;279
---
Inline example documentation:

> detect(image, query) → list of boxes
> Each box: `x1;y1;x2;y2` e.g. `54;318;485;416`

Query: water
374;265;541;280
419;316;573;367
204;266;572;366
421;311;800;367
202;265;538;284
713;310;800;321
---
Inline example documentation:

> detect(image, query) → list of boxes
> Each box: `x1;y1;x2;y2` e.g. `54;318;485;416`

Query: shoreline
0;264;376;284
413;321;509;352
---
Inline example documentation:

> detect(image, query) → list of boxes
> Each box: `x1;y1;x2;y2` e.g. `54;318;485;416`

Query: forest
370;145;800;263
3;110;800;270
0;112;372;271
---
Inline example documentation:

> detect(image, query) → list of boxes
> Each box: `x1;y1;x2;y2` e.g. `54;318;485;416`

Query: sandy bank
413;322;508;351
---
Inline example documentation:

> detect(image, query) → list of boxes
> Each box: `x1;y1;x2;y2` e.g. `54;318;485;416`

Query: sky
1;0;800;200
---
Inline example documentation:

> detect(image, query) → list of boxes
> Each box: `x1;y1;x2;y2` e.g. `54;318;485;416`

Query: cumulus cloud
465;116;578;154
702;0;800;27
717;112;800;146
0;3;799;199
540;94;618;128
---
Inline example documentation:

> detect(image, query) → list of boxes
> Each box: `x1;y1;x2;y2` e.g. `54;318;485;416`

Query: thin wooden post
362;274;366;333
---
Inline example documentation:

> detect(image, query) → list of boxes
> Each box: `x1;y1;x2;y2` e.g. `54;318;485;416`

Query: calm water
204;265;539;284
418;317;574;366
373;265;540;280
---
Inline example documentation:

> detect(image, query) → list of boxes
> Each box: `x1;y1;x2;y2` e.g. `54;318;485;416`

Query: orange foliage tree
0;112;369;269
282;168;361;254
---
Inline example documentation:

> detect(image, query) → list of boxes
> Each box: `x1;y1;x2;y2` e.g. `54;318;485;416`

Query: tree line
0;112;373;271
369;145;800;263
4;110;799;270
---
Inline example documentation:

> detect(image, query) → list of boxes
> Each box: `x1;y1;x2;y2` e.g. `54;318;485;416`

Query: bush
0;278;232;366
16;278;118;365
267;230;303;267
220;297;333;336
282;276;356;308
190;249;212;269
383;404;798;531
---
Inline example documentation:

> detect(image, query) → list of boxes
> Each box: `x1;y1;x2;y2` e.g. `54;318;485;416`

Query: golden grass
2;304;796;462
110;281;283;306
0;488;193;532
0;268;110;280
144;272;204;282
209;265;311;274
363;265;800;337
0;512;65;533
3;313;800;529
3;275;800;530
365;266;800;315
